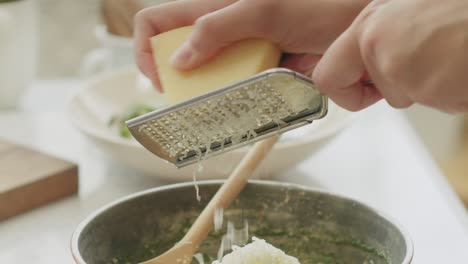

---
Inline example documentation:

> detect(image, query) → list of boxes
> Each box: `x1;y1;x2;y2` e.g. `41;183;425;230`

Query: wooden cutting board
0;139;78;221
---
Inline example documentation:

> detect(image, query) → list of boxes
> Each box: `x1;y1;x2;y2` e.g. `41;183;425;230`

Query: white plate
68;67;355;182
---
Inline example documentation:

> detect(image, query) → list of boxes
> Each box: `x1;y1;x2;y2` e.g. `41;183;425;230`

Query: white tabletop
1;81;468;263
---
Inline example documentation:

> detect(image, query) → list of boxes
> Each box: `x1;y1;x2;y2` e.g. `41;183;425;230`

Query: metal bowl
71;180;413;264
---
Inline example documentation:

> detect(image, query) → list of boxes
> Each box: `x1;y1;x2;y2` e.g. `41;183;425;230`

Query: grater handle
181;135;280;247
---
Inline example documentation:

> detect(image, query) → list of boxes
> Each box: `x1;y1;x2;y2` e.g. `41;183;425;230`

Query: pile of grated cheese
212;237;300;264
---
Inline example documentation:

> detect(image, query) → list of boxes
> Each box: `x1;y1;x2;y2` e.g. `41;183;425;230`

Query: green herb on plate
109;104;156;138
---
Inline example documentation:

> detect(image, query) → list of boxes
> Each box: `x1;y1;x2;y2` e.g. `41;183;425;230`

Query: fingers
363;58;413;108
280;54;322;76
357;10;414;109
138;52;161;90
134;0;237;89
330;82;383;111
282;53;382;111
313;1;412;111
169;0;284;70
312;25;381;111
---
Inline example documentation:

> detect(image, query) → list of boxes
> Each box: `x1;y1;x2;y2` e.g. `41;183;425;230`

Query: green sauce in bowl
109;210;390;264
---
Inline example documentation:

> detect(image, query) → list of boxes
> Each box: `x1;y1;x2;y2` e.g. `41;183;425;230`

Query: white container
80;0;171;77
0;0;36;109
80;25;134;77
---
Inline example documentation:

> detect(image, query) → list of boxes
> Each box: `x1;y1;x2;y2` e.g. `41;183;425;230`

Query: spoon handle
182;135;280;247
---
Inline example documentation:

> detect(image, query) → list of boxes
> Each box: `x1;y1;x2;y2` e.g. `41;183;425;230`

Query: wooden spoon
142;136;280;264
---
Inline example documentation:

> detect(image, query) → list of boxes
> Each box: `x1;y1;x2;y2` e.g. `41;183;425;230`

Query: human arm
312;0;468;112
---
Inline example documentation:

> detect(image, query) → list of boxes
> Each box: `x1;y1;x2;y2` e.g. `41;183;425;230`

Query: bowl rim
70;180;414;264
67;66;357;154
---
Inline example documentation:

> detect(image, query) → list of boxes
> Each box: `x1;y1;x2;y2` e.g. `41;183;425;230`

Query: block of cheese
151;26;281;104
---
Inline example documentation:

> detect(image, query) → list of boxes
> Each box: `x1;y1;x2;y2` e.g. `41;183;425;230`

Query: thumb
169;1;273;70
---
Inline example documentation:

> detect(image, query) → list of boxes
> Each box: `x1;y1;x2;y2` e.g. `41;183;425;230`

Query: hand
312;0;468;112
134;0;370;90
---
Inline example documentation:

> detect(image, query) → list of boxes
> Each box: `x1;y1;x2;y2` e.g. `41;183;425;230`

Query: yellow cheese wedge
151;26;281;104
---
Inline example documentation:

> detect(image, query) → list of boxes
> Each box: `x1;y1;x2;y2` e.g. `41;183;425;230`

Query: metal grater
126;68;328;168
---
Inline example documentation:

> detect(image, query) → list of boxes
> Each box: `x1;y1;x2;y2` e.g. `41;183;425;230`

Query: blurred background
38;0;100;78
2;0;468;204
37;0;159;77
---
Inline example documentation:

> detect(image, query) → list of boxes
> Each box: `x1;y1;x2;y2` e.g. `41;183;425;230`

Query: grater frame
126;68;328;168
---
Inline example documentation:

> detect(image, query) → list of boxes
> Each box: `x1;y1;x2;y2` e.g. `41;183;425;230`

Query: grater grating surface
126;68;327;168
